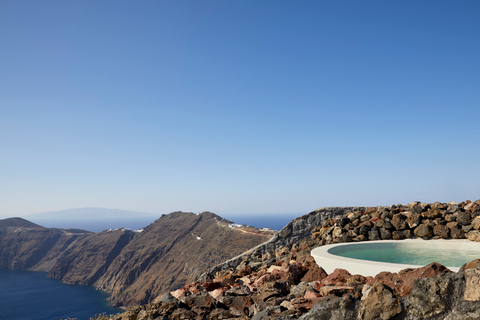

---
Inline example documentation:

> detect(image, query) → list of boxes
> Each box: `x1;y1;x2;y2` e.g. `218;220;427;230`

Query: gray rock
407;274;452;318
455;211;471;226
300;295;357;320
414;224;433;238
368;230;381;241
358;282;402;320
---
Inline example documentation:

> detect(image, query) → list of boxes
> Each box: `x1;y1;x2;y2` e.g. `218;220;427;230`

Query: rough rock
464;268;480;301
414;224;433;238
466;230;480;242
358;282;402;320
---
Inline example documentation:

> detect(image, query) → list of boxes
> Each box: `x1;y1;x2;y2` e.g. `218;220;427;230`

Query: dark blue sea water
0;214;302;320
0;270;121;320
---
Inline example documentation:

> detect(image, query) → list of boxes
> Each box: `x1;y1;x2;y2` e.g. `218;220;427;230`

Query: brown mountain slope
45;211;273;306
0;212;273;307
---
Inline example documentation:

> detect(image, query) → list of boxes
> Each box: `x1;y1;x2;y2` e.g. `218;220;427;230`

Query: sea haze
30;217;158;232
28;212;301;232
0;270;121;320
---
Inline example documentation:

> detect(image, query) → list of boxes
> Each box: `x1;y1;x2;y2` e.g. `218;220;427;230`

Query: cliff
107;199;480;320
0;211;273;307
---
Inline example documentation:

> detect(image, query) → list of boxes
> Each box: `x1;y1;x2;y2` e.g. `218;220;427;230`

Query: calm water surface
0;270;121;320
337;247;480;267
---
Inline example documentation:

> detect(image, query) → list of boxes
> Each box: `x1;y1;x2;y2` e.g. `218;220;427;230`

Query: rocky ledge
106;199;480;319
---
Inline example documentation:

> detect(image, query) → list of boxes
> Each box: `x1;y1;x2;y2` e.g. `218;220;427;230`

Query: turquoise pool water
335;247;480;268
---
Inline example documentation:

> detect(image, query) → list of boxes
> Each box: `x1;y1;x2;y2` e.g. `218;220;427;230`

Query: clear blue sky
1;1;479;217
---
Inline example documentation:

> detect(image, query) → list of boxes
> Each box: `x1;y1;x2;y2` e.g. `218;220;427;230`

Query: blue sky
1;1;479;217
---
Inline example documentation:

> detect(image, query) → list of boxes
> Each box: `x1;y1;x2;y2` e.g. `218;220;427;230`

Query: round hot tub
311;239;480;276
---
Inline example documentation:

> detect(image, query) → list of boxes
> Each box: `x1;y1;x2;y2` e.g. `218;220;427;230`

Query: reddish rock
186;283;203;294
320;268;352;286
282;261;307;283
170;288;188;300
208;288;226;300
252;273;279;287
300;263;328;282
369;217;382;224
304;290;320;299
373;262;451;297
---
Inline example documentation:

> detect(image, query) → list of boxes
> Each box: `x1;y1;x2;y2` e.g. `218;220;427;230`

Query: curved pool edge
310;239;472;277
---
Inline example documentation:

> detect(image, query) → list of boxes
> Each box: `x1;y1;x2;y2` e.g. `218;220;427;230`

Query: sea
0;213;302;320
0;270;120;320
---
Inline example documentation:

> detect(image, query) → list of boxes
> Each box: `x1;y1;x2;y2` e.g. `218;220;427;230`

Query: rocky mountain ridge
106;199;480;320
0;211;273;307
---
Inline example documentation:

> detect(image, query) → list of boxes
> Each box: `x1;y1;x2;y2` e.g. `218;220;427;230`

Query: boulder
299;295;356;319
472;217;480;230
379;228;392;240
460;259;480;272
406;213;422;228
464;268;480;301
320;268;352;286
358;282;402;320
414;224;433;238
368;230;381;241
466;230;480;242
407;275;451;318
447;203;459;214
373;263;451;297
433;224;450;239
391;214;408;230
392;231;404;240
455;211;471;226
300;263;328;282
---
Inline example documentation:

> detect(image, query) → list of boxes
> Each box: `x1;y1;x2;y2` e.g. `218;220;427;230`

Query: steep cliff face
47;229;136;286
0;211;273;307
88;211;272;306
0;225;90;270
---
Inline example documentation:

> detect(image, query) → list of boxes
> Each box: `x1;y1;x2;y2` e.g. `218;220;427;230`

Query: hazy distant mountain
0;217;44;229
23;207;159;220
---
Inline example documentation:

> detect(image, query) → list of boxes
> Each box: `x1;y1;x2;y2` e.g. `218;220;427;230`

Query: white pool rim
310;239;480;277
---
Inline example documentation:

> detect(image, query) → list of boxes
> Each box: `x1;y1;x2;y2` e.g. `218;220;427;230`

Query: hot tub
311;239;480;276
